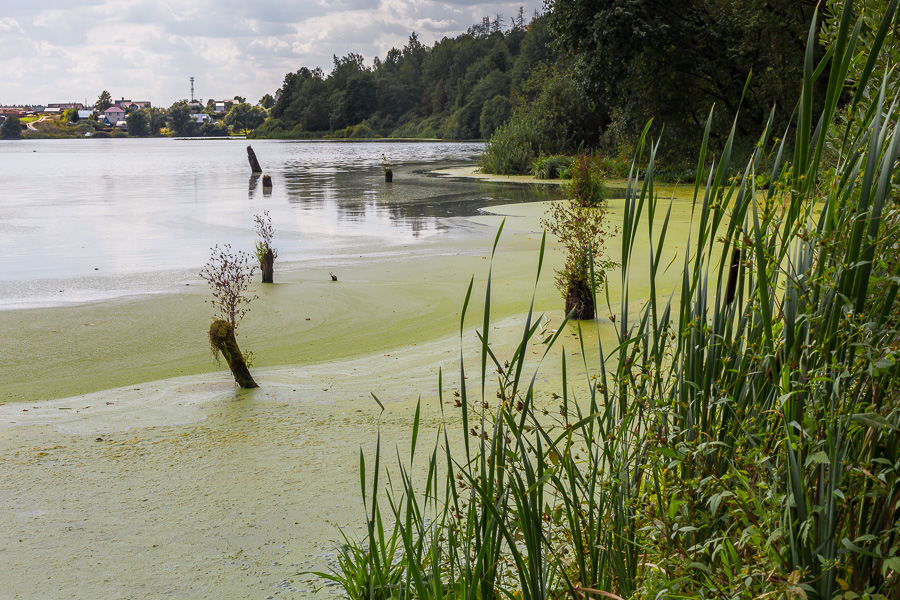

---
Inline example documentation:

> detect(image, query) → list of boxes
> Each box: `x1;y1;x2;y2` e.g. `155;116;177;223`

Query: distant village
0;92;270;138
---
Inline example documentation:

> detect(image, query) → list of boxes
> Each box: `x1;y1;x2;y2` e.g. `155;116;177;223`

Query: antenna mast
190;77;195;103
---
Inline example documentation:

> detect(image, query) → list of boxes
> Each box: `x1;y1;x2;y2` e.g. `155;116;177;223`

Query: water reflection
0;139;556;308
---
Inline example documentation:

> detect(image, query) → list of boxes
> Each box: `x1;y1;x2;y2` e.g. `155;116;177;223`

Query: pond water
0;138;551;309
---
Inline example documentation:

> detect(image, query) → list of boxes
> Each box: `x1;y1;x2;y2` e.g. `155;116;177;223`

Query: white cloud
0;17;25;33
0;0;544;105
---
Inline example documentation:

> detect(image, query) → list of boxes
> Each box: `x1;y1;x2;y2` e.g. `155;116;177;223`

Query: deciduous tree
225;103;266;135
0;116;22;139
126;109;149;137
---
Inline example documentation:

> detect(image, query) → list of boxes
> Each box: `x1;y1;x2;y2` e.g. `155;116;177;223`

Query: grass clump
531;154;573;180
321;1;900;598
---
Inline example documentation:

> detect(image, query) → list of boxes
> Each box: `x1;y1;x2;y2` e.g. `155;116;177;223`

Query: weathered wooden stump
261;249;274;284
384;168;393;183
565;278;594;320
247;145;263;174
208;319;258;388
262;175;273;188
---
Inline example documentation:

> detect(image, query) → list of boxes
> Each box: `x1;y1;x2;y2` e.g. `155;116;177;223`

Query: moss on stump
208;319;258;388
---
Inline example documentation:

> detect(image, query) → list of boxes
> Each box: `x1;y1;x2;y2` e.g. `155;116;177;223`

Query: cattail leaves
322;2;900;598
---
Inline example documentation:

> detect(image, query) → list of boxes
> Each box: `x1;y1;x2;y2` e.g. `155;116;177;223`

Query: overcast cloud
1;0;544;107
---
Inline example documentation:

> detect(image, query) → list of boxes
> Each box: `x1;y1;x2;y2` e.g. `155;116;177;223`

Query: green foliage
148;110;166;136
198;122;228;137
478;113;542;174
480;65;601;174
542;161;616;300
262;14;568;141
479;94;512;139
63;108;79;123
167;102;195;137
547;0;821;160
96;90;112;112
259;94;275;109
0;116;22;139
225;103;266;135
561;153;605;206
531;154;572;179
330;120;378;139
253;211;277;268
325;3;900;599
126;109;149;137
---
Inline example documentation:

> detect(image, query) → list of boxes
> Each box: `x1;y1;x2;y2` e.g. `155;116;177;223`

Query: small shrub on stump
253;211;277;284
542;160;616;319
381;153;393;182
200;244;258;388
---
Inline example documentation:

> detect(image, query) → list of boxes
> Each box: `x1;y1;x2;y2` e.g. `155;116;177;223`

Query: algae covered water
0;138;548;309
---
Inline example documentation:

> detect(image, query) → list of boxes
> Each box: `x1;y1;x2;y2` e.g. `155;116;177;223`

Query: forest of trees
261;10;550;141
258;1;822;171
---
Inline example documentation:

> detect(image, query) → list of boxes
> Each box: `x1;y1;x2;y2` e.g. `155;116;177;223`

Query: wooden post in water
247;146;263;174
208;319;258;388
262;175;273;188
261;249;274;284
384;168;393;183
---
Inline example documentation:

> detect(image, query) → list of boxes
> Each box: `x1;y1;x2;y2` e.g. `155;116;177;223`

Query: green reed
319;1;900;597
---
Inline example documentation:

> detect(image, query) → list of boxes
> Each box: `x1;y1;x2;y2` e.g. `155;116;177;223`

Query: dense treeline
260;11;557;141
547;0;821;159
259;1;824;172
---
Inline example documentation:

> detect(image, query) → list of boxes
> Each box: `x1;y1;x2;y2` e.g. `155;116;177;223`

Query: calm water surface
0;138;549;309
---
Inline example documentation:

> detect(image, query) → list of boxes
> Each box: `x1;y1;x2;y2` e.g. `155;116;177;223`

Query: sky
0;0;545;108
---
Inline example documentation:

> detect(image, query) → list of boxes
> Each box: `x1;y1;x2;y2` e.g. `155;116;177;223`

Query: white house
104;106;125;124
192;113;212;124
77;110;93;120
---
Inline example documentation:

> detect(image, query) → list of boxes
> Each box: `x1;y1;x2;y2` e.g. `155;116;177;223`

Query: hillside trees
546;0;820;158
262;14;560;140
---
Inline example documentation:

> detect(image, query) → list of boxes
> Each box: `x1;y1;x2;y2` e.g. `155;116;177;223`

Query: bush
561;153;605;206
480;66;601;174
530;154;572;179
479;113;542;174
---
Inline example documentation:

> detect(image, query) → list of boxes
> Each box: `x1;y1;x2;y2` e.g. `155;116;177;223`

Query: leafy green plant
531;154;572;179
541;198;616;320
253;211;277;274
561;153;606;206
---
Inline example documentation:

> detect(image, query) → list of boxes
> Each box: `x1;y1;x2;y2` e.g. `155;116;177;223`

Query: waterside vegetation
324;1;900;598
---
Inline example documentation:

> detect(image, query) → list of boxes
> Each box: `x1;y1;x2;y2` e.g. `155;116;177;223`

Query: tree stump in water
262;175;273;188
208;319;258;388
565;278;594;320
261;249;274;284
247;145;263;174
384;168;393;183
